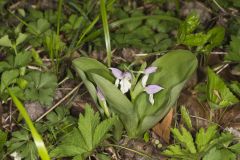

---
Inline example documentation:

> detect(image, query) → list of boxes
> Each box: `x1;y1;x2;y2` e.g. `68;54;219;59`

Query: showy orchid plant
73;50;197;137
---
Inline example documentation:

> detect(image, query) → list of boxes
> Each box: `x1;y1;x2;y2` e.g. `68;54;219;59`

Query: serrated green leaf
225;36;240;62
180;106;192;130
0;35;12;47
181;33;208;46
196;125;218;152
229;81;240;96
14;52;32;67
229;143;240;153
171;127;196;154
51;104;114;159
203;147;222;160
97;153;111;160
207;68;239;109
93;117;115;147
50;128;86;158
163;145;186;156
78;104;100;150
204;26;225;53
0;61;11;73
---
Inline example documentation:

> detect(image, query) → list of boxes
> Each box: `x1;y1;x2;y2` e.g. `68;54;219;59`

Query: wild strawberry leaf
24;71;57;106
196;125;218;152
207;68;239;109
51;104;115;159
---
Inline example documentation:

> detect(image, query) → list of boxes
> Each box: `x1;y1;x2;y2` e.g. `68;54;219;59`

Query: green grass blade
100;0;112;67
8;90;50;160
77;16;100;46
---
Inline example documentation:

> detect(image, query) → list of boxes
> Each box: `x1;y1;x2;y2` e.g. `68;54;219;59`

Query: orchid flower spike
97;87;105;101
142;66;157;87
110;68;132;94
145;85;164;105
96;87;110;117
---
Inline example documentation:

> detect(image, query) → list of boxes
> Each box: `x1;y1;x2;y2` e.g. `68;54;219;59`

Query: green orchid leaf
91;73;134;114
207;68;239;109
134;50;197;136
73;57;114;82
0;35;12;47
91;74;138;136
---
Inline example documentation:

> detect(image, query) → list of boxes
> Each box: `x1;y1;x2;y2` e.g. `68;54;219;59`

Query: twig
36;83;82;122
107;144;158;160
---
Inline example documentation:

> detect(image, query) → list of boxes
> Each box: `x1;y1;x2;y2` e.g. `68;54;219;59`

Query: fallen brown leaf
152;109;173;143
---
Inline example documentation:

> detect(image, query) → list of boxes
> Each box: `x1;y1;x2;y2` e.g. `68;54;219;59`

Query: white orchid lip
144;84;164;105
110;67;132;94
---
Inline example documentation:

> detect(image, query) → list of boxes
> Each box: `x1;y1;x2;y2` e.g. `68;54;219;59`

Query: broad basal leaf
207;68;239;109
73;57;114;82
24;71;57;106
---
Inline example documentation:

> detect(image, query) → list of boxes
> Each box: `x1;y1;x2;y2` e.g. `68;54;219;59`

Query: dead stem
36;82;82;122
